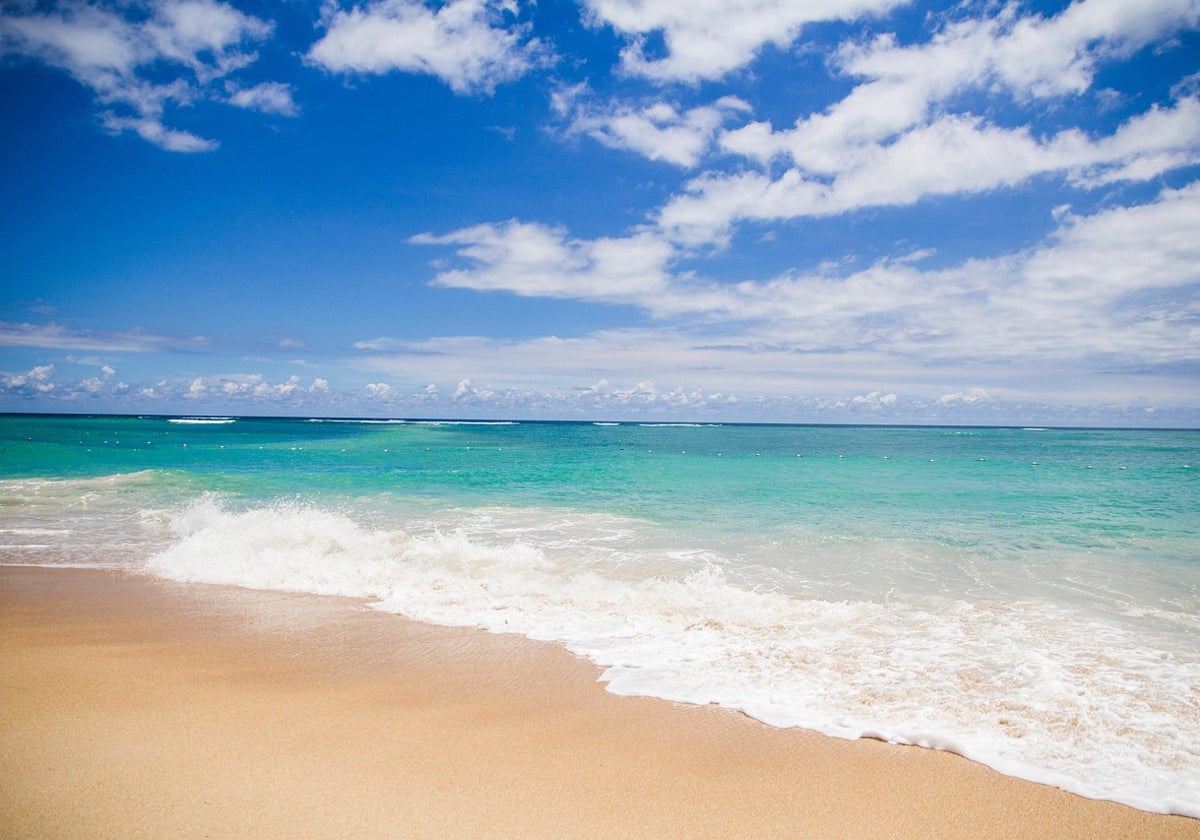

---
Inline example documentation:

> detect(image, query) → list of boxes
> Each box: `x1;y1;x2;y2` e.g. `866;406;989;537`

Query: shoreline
2;565;1197;838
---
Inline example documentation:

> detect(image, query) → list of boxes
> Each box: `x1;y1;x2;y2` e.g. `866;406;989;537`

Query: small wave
0;528;73;535
141;496;1200;817
1121;606;1200;628
0;560;127;569
0;470;161;493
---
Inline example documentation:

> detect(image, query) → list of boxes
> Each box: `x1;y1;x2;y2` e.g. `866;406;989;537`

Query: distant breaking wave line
639;423;722;428
413;421;518;426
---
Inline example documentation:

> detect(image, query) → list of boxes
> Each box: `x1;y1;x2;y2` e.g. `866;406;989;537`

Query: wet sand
2;565;1197;839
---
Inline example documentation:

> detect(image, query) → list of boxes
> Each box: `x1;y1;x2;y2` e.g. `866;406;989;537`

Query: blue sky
1;0;1198;424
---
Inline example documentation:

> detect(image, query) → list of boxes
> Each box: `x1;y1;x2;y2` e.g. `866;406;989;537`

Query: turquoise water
2;414;1198;814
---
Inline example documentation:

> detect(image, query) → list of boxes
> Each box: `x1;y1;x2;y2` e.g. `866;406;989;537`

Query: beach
3;566;1196;839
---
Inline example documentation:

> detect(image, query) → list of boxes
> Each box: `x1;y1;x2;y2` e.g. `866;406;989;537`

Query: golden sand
2;566;1197;839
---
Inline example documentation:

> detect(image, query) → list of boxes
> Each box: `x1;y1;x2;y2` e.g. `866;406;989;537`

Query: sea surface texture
2;414;1198;815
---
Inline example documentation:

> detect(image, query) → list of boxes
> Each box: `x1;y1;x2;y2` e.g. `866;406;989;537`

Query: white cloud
144;0;270;80
412;221;677;306
102;113;218;152
184;373;332;401
989;0;1200;97
647;0;1200;243
405;181;1200;404
308;0;546;94
0;0;286;150
226;81;298;116
663;98;1200;244
581;0;908;82
1009;181;1200;360
555;89;752;167
938;388;992;406
353;331;722;390
822;0;1200;134
354;337;407;351
350;329;907;408
850;391;898;408
352;343;751;414
1;365;57;395
0;368;335;408
0;322;185;352
713;182;1200;367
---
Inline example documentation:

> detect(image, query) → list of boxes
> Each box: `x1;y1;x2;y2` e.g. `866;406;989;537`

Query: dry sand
2;565;1197;839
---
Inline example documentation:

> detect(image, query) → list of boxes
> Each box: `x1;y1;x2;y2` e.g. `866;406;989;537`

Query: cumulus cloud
746;183;1200;368
0;367;345;409
554;88;752;167
644;0;1200;244
987;0;1200;97
182;373;333;403
226;80;298;116
850;391;898;409
1;365;57;395
308;0;547;94
938;388;992;406
662;99;1200;244
416;180;1200;354
411;221;679;306
789;0;1200;158
581;0;908;82
0;363;133;404
0;0;288;150
406;181;1200;405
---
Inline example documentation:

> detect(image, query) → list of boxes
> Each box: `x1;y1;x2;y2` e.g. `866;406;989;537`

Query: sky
1;0;1198;425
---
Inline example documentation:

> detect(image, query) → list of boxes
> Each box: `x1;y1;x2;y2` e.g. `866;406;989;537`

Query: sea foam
143;495;1200;817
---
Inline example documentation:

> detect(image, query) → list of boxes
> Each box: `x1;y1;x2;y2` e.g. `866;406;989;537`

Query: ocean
1;413;1197;816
